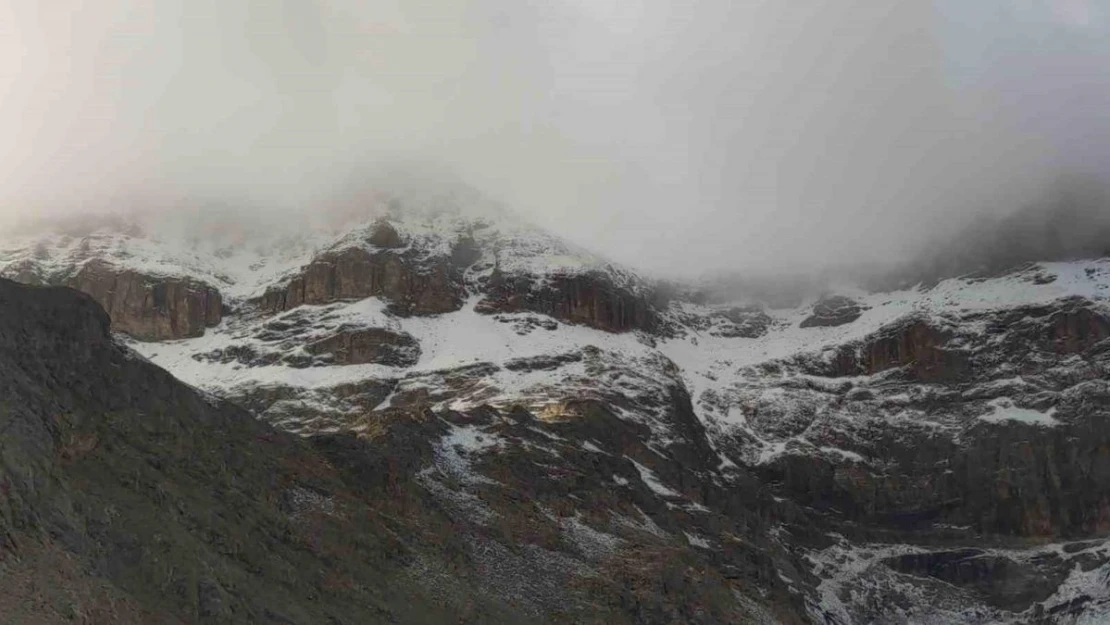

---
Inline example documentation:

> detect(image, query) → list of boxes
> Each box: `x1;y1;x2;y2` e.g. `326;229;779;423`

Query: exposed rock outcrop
883;549;1070;612
66;260;221;341
684;305;774;338
305;327;421;367
986;297;1110;355
476;270;656;333
751;301;1110;542
827;300;1110;384
763;417;1110;537
366;218;404;248
713;306;774;338
259;247;465;316
799;294;864;328
825;318;969;381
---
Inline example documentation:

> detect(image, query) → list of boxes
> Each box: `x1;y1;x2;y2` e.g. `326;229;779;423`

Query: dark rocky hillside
0;279;799;624
0;278;519;624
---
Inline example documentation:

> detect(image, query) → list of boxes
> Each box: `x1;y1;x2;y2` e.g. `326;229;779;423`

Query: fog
1;1;1108;278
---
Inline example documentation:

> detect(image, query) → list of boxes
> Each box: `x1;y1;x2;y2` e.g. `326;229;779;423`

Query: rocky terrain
3;185;1110;624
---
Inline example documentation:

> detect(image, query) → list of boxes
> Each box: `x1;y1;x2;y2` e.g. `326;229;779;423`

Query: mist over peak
0;1;1107;281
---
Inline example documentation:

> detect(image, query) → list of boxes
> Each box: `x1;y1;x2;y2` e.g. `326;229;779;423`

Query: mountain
3;185;1110;624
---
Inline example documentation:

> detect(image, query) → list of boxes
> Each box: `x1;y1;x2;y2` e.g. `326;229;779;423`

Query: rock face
1003;297;1110;355
744;299;1110;540
259;247;465;316
882;549;1070;612
824;317;968;381
67;260;222;341
799;294;864;328
712;306;774;338
764;419;1110;537
476;270;656;333
366;219;405;248
305;327;421;367
679;305;774;339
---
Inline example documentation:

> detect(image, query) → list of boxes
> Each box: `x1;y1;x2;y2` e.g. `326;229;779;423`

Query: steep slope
0;276;797;621
0;278;558;624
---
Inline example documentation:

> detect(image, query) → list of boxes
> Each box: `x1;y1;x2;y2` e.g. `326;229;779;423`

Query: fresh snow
581;441;606;454
432;423;502;487
684;532;712;549
628;458;683;499
819;446;866;463
979;397;1061;427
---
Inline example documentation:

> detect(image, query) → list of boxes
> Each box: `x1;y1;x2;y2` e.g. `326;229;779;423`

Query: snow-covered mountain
4;187;1110;624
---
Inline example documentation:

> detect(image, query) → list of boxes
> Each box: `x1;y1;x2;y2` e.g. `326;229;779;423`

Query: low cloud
0;1;1107;279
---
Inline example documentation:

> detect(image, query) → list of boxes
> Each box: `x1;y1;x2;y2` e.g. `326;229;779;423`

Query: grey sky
0;1;1106;277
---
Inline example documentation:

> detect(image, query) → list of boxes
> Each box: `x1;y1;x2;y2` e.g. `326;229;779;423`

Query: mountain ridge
3;190;1110;623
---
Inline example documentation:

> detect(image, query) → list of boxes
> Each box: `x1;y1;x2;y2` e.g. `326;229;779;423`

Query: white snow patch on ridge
979;398;1060;427
628;458;682;498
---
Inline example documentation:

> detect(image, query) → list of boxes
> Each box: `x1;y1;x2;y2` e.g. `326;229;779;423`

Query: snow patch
684;532;712;549
979;397;1060;427
628;458;682;499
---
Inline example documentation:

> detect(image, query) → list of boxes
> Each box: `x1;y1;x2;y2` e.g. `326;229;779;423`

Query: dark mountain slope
0;279;532;625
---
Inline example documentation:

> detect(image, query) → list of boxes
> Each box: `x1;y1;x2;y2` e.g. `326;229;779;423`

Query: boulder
367;219;405;249
712;306;773;338
799;295;864;328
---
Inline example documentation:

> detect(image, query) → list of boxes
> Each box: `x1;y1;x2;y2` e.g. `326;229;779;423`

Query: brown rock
260;247;465;316
972;298;1110;357
66;261;222;341
476;271;656;333
829;319;968;381
367;219;405;249
305;328;421;367
1046;305;1110;354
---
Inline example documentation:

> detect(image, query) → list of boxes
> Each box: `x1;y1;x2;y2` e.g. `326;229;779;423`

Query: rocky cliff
259;246;466;317
0;232;226;341
67;260;223;341
476;269;658;333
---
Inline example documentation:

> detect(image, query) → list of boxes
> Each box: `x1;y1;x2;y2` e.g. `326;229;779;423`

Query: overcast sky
0;1;1107;277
